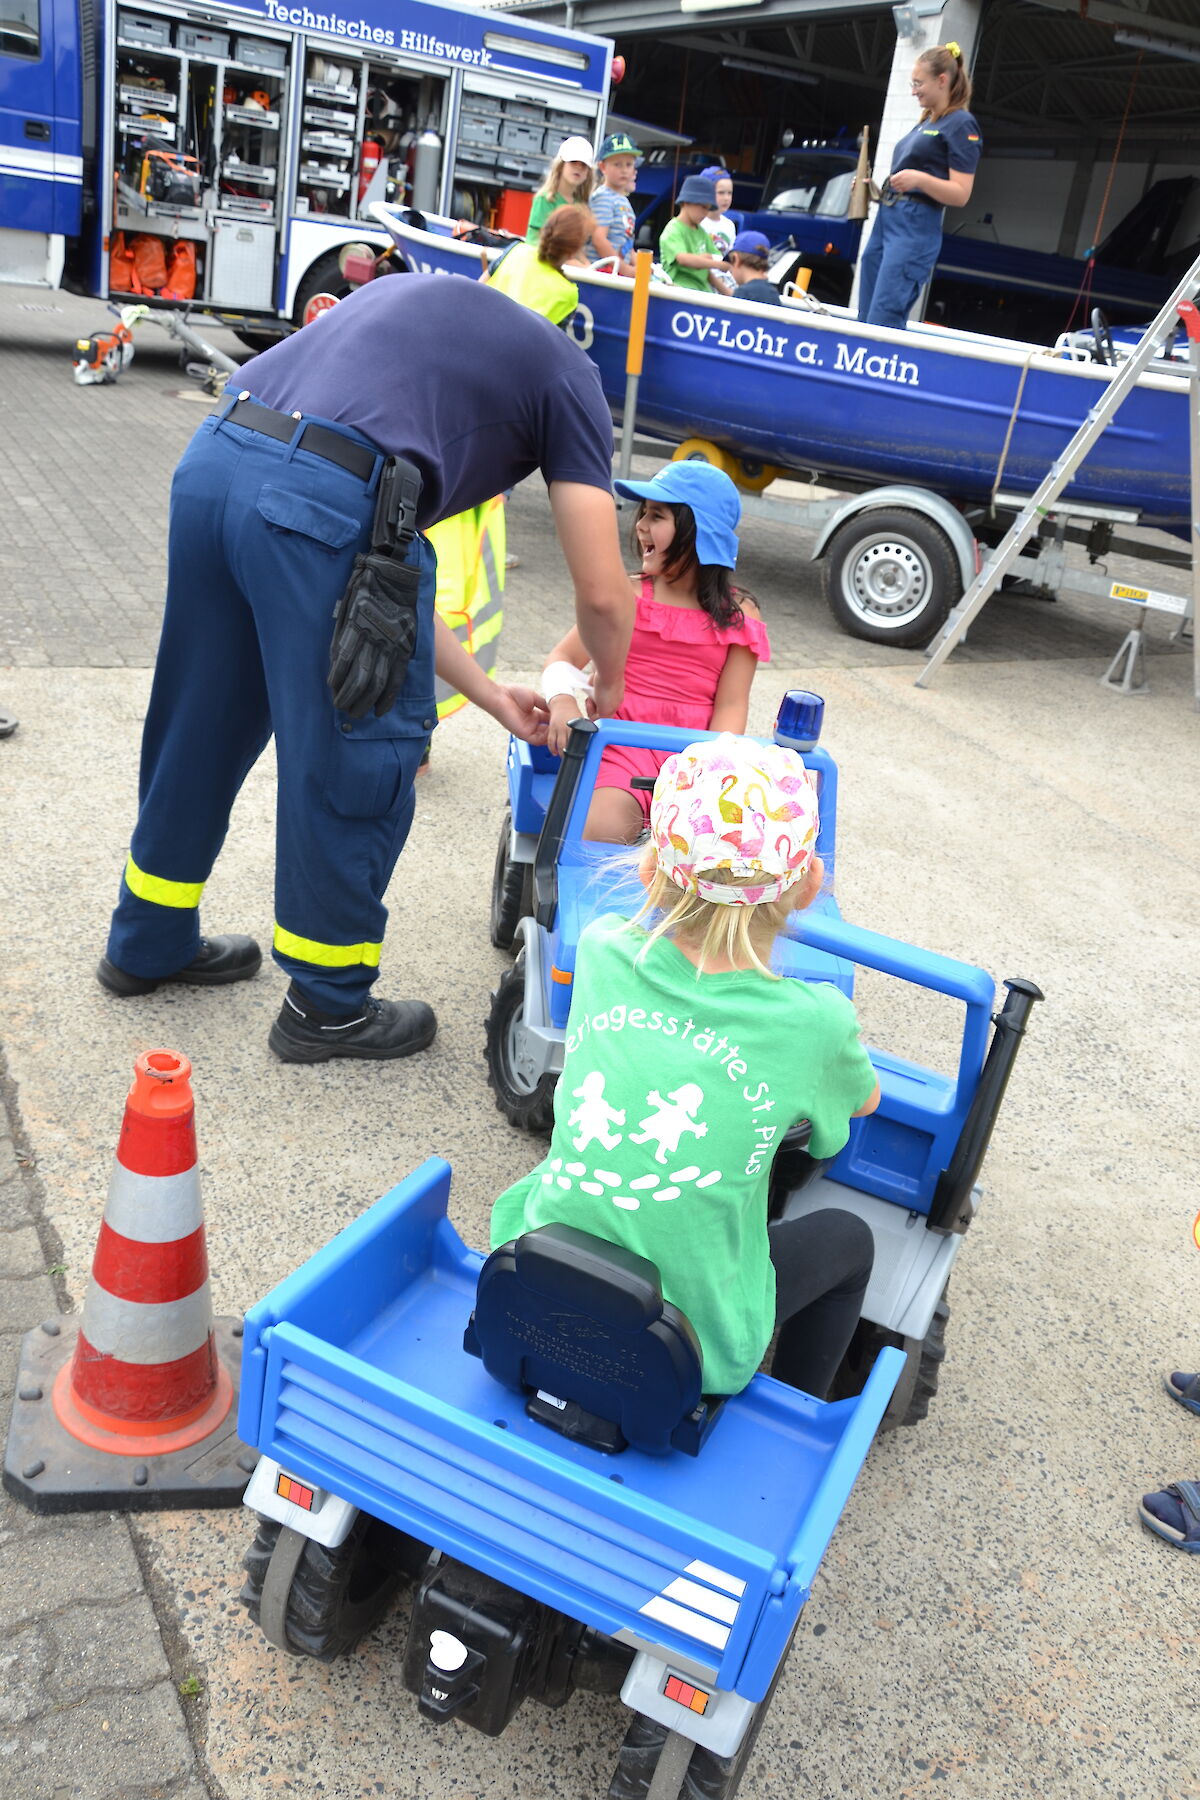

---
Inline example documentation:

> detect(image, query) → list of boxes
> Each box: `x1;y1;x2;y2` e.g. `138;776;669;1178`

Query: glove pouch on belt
327;548;421;720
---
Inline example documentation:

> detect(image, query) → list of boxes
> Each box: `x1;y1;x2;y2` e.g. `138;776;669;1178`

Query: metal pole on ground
915;248;1200;690
618;251;653;481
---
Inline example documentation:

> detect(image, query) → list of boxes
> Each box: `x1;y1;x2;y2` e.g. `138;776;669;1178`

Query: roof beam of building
506;0;895;39
1023;0;1200;52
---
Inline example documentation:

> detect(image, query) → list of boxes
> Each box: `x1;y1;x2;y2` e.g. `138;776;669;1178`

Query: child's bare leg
584;786;645;843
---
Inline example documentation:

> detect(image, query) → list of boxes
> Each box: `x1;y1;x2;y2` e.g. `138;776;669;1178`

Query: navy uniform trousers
106;399;437;1014
857;196;944;331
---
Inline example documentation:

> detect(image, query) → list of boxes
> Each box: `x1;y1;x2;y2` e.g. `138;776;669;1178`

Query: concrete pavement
1;284;1198;1800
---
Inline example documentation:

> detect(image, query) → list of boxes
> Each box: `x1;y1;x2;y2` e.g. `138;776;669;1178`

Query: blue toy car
234;711;1038;1794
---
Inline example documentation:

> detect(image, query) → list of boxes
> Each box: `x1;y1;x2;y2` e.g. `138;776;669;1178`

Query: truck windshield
0;0;39;58
761;155;856;218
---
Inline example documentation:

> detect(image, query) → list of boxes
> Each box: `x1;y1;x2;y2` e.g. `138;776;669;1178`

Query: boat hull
378;211;1190;530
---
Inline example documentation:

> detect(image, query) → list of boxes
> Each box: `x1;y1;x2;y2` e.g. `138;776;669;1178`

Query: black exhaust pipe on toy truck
927;978;1044;1234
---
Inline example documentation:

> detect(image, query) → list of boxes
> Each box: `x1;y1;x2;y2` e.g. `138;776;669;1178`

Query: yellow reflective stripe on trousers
273;926;382;968
123;854;204;910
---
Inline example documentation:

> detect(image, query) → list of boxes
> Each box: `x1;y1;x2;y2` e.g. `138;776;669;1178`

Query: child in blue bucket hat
540;460;770;842
658;176;731;294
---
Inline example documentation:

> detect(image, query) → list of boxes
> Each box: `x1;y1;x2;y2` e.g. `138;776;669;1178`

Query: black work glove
327;549;421;720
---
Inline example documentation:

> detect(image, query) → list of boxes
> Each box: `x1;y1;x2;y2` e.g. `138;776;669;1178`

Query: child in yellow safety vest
483;205;593;328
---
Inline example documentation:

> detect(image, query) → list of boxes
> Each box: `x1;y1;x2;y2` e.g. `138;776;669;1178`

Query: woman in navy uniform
857;41;982;331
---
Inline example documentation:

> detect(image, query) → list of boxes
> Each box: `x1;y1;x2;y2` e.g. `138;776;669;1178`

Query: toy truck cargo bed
239;1156;902;1701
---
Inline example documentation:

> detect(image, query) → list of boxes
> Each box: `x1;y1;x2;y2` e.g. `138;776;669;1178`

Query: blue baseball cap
730;230;771;257
614;461;741;570
700;165;731;184
597;132;639;161
677;175;717;208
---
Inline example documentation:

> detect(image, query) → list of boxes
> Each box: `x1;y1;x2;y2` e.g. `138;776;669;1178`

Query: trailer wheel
485;952;557;1133
672;439;736;478
240;1513;421;1660
490;809;534;952
829;1286;951;1429
292;250;399;328
608;1655;786;1799
823;507;960;647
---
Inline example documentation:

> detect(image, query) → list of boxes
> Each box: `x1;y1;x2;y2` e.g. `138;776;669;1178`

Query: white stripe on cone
103;1161;204;1244
78;1281;214;1364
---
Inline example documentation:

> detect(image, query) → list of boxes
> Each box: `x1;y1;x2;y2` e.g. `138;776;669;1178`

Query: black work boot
268;984;438;1064
97;935;262;997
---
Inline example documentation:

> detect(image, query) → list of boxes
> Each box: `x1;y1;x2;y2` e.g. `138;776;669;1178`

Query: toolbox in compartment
118;10;172;49
119;83;177;112
302;130;355;156
499;120;544;154
235;37;289;72
459;112;502;147
504;100;545;122
176;24;230;58
303;104;357;129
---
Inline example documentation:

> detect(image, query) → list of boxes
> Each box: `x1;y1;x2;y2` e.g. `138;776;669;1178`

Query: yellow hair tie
944;40;961;58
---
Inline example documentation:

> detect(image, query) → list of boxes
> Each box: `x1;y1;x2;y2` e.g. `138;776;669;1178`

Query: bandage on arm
543;659;595;714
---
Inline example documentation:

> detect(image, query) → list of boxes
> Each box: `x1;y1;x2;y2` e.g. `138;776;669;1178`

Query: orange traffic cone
4;1050;253;1514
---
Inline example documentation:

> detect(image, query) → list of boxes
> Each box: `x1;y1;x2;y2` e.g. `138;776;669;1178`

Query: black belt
225;396;379;480
882;186;942;211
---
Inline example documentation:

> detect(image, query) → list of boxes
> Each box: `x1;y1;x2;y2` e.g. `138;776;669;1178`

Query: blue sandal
1166;1372;1200;1416
1139;1480;1200;1552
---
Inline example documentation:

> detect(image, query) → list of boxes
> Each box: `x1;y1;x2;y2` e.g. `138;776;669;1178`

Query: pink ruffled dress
599;578;771;821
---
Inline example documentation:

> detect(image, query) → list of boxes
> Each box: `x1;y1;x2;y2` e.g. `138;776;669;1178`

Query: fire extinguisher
358;137;383;204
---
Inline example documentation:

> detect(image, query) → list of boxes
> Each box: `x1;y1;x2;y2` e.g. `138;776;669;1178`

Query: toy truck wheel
240;1514;420;1660
485;952;558;1133
609;1658;786;1800
823;507;960;647
490;809;534;952
830;1286;951;1429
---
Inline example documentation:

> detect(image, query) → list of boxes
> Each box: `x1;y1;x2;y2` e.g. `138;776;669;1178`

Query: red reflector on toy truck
663;1672;711;1715
275;1470;321;1510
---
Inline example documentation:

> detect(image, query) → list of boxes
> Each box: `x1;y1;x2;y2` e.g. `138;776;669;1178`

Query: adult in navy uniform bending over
857;41;982;331
98;275;632;1064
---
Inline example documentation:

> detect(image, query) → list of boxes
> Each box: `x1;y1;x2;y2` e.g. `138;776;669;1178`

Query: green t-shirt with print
658;216;718;292
490;914;877;1395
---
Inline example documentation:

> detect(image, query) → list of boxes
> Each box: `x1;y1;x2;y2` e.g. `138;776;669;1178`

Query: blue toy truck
233;710;1038;1799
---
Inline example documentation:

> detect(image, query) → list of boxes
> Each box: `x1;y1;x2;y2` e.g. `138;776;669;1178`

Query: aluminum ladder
916;248;1200;708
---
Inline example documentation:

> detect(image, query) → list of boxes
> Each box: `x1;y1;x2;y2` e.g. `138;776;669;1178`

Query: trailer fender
811;486;977;591
243;1454;359;1549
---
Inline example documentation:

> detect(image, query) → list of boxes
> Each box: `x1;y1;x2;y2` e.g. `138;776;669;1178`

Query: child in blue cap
588;131;640;276
658;176;731;294
541;460;769;842
727;231;783;307
700;165;738;291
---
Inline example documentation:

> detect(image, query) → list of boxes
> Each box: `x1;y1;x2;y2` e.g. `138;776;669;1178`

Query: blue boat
372;206;1191;535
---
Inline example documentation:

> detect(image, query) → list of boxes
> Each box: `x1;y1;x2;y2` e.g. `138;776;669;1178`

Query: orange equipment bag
161;240;197;300
109;230;138;291
130;233;168;292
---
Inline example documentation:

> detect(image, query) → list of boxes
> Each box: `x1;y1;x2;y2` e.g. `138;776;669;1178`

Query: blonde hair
916;42;973;119
632;864;801;979
535;154;594;206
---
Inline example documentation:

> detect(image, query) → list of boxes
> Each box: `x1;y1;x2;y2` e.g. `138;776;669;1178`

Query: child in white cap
525;136;596;243
490;733;880;1399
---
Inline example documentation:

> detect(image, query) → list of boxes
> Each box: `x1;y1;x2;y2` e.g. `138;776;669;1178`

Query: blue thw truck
0;0;610;328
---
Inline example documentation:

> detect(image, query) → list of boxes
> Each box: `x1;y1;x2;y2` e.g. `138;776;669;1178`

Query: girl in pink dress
542;461;769;842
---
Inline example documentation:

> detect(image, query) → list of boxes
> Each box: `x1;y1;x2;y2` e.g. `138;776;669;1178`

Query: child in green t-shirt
491;733;881;1399
657;175;732;294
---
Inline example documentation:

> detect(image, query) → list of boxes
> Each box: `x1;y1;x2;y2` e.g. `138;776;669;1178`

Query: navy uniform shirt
734;277;783;307
888;109;982;206
237;274;614;530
